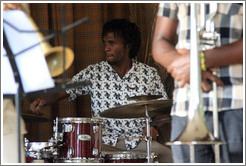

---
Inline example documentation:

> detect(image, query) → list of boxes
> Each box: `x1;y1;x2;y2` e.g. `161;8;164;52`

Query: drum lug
93;126;99;133
35;152;42;160
64;124;74;132
68;147;74;158
92;148;98;156
24;137;29;143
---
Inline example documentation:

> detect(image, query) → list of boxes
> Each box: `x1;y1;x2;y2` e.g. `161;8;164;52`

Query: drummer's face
103;32;130;65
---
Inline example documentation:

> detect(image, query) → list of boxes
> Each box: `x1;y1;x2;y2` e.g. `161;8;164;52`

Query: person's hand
30;98;46;115
167;49;190;88
201;68;224;92
168;49;224;91
143;126;159;140
3;3;20;11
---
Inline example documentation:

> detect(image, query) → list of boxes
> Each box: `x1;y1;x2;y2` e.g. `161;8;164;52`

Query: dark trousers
170;109;243;163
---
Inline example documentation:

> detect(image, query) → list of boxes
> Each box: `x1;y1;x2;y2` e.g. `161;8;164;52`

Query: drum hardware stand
53;117;65;149
166;3;224;163
52;117;60;157
144;104;152;163
54;117;59;143
3;7;88;163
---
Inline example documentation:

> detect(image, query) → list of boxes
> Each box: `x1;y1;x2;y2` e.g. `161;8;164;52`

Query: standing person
30;19;173;163
3;3;28;163
3;99;27;163
152;3;243;163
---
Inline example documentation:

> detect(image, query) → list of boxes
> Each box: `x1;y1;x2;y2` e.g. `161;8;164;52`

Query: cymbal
22;113;51;122
100;99;172;118
127;95;163;101
153;117;172;125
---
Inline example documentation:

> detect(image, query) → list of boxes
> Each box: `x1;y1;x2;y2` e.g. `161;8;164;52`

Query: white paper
2;10;54;94
2;48;17;94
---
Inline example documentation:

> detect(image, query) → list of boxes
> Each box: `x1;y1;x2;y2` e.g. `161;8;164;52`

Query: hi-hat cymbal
127;95;163;101
100;99;173;118
22;113;51;122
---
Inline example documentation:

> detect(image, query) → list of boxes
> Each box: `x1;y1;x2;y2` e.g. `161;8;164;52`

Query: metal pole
188;4;198;164
189;144;195;163
55;117;58;141
213;63;221;163
200;3;205;30
145;105;151;163
208;4;221;162
212;63;220;163
213;71;220;163
15;83;21;163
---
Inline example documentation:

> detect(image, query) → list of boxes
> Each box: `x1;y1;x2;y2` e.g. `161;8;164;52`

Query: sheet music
2;10;55;94
2;48;17;94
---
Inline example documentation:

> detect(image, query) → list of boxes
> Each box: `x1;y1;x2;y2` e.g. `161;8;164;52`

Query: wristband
200;51;207;71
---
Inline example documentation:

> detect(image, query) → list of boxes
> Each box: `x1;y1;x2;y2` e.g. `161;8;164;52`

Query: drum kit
24;95;172;163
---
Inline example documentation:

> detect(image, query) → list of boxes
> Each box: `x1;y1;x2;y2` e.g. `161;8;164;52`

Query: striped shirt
158;3;243;116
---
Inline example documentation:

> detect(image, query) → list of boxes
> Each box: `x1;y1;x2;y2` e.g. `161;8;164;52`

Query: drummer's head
102;19;141;59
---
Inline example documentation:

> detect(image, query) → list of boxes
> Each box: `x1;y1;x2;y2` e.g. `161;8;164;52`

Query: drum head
57;117;103;124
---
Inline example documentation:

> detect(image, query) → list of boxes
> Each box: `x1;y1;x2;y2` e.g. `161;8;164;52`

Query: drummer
30;19;173;163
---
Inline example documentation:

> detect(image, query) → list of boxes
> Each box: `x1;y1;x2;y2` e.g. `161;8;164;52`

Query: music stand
3;8;88;163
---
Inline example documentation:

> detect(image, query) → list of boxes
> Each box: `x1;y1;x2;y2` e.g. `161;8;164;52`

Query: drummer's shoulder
83;61;109;71
135;61;159;73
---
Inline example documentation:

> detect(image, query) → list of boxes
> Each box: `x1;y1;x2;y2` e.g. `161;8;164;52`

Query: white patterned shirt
158;3;243;116
66;59;168;149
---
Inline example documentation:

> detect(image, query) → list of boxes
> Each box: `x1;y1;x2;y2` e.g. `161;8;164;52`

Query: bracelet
200;51;207;71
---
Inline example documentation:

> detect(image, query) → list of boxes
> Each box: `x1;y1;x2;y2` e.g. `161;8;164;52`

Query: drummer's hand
30;98;46;115
143;126;159;140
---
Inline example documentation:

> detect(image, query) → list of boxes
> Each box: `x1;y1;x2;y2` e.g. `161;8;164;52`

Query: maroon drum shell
56;117;102;160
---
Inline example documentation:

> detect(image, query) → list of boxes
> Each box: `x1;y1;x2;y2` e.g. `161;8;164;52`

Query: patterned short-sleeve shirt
158;3;243;116
66;60;168;149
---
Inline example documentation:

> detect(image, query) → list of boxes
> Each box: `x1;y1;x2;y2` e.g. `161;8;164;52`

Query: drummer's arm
30;91;68;114
150;119;159;140
143;126;159;140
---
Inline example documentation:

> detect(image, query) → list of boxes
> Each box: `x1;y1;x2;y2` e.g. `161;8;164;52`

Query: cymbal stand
144;104;152;163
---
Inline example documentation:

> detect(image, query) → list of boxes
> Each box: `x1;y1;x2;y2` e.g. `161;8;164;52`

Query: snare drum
102;151;157;163
25;141;54;163
53;117;103;163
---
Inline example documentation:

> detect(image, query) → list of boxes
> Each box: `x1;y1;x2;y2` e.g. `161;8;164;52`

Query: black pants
170;109;243;163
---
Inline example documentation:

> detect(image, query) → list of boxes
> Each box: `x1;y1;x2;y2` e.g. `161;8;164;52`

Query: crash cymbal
153;117;172;125
127;95;163;101
100;99;172;118
22;113;51;122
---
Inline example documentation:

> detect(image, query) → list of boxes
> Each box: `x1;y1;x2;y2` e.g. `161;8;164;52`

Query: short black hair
102;19;141;59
